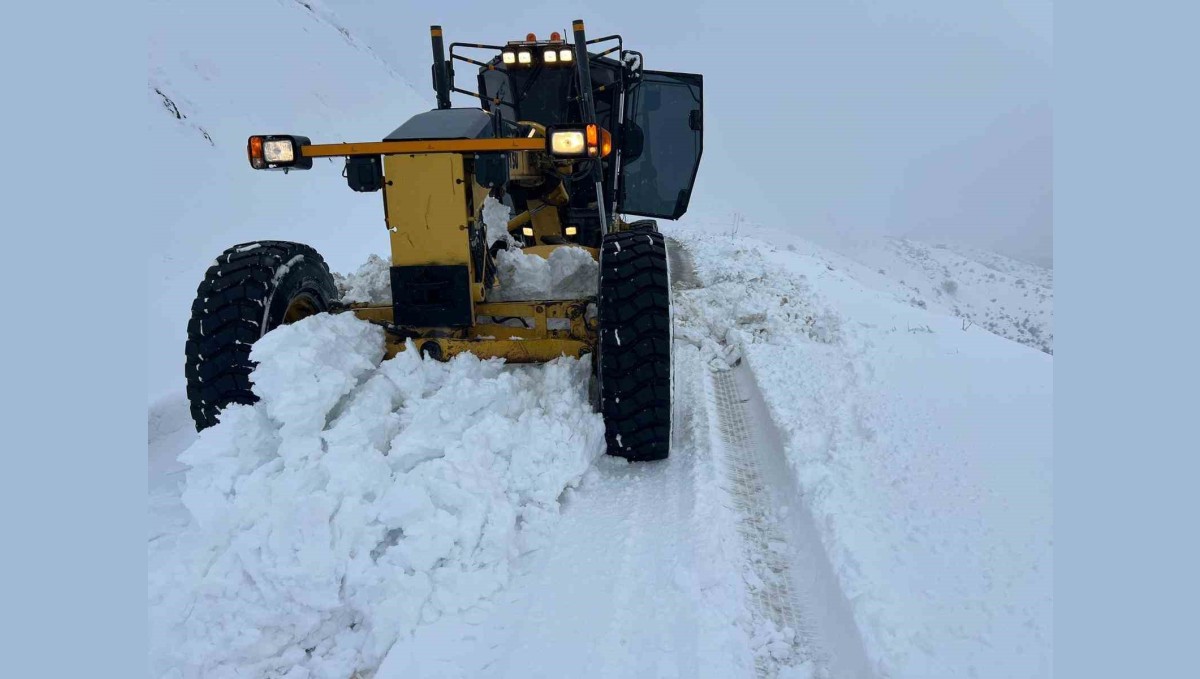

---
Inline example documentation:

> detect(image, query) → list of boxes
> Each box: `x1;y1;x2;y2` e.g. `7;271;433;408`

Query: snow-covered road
148;227;1051;679
374;241;862;679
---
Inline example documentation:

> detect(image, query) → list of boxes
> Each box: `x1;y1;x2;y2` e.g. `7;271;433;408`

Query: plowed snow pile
147;314;605;679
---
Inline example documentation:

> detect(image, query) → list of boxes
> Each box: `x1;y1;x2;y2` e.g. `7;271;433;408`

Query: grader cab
186;21;704;461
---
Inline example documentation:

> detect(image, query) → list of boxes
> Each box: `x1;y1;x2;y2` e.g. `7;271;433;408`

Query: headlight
559;49;573;62
502;51;516;65
247;135;313;171
517;50;532;64
549;130;586;156
546;125;612;158
263;139;295;163
564;226;578;236
543;49;558;63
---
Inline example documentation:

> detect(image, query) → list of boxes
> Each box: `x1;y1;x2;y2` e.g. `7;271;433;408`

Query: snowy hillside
699;219;1054;355
147;0;427;403
852;237;1054;354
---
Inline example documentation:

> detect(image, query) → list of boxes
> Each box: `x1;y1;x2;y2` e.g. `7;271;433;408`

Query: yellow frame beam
346;299;597;363
302;138;545;158
384;337;591;363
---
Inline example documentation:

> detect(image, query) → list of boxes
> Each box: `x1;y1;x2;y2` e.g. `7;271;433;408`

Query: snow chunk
149;314;605;679
334;253;391;305
249;312;385;437
489;246;598;301
481;196;516;248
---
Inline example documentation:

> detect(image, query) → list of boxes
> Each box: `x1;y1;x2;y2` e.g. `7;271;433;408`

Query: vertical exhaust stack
431;25;451;110
572;19;609;233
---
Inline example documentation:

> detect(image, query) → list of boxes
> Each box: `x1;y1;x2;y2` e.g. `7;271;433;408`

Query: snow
488;246;598;302
334;253;391;305
148;313;605;679
482;196;517;248
374;343;759;679
667;222;1052;678
147;4;1052;672
149;219;1051;678
147;0;428;402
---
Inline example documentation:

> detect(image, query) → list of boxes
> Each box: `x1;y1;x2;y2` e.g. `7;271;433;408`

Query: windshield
478;58;621;132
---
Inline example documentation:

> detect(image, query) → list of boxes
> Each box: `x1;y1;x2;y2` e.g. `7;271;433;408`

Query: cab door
619;71;703;220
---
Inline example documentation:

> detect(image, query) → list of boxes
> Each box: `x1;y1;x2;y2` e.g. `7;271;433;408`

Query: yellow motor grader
185;21;703;461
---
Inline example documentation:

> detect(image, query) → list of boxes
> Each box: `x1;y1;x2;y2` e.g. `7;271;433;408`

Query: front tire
185;241;338;430
597;230;671;461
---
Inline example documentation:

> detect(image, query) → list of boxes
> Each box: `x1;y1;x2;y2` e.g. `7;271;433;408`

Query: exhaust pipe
430;25;451;110
572;19;609;233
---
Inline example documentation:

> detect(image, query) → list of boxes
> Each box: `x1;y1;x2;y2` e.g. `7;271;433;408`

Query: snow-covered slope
668;223;1052;678
147;0;427;403
835;236;1054;354
696;219;1054;355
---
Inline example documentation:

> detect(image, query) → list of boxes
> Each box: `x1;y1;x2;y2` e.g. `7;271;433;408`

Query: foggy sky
324;0;1052;266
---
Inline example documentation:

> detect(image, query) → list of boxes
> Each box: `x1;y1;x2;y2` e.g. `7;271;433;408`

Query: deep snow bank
147;313;605;679
667;224;1053;679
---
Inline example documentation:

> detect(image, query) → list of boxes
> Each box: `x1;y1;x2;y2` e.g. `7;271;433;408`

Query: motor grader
185;21;703;461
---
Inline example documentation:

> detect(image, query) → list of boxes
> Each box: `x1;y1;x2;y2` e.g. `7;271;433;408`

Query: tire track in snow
671;236;819;676
669;236;874;679
708;364;824;678
724;361;877;679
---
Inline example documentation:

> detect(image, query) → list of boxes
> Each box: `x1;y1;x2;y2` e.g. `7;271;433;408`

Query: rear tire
185;241;338;431
597;230;671;461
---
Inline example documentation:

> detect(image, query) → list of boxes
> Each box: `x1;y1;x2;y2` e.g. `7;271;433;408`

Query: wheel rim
283;292;320;324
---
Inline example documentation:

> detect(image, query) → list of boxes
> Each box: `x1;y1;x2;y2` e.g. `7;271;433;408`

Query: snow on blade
488;246;598;301
148;313;606;679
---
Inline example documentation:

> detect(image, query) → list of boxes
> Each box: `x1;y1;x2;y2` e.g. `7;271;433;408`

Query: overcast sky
325;0;1052;266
